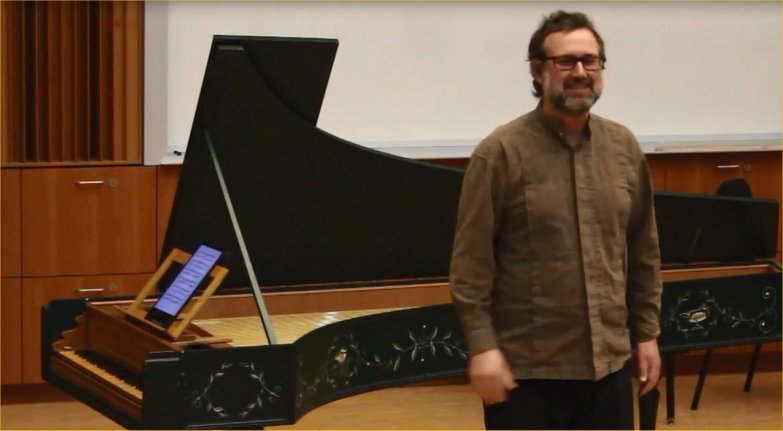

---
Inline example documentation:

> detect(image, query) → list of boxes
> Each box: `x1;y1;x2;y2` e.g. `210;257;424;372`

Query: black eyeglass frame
541;55;605;71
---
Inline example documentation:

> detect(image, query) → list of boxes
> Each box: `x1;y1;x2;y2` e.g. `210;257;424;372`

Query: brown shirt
450;107;662;381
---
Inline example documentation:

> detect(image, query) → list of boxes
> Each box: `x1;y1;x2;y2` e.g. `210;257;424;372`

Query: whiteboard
144;1;782;164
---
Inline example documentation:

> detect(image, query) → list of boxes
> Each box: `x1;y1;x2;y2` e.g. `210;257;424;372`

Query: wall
144;1;782;164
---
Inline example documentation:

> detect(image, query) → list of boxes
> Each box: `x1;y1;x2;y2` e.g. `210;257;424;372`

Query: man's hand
469;348;518;404
634;338;661;396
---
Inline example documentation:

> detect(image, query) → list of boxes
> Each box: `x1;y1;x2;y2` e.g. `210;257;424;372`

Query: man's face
536;28;604;116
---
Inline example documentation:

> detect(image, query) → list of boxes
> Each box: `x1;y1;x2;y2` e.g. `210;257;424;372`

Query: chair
715;177;752;198
690;177;764;411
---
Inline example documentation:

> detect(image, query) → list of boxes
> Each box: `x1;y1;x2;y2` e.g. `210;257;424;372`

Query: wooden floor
1;371;780;430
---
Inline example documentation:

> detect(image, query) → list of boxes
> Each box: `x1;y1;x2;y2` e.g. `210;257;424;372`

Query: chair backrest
715;177;752;198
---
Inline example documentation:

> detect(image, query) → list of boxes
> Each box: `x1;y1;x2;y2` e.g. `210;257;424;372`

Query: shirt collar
534;102;593;149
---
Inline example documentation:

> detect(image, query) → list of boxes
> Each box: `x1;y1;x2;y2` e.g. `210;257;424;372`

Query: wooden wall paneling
1;1;143;166
60;1;75;162
46;2;62;162
21;166;157;276
33;1;46;163
124;2;143;163
74;1;88;162
21;273;151;383
95;1;111;161
1;277;22;384
111;2;126;162
0;2;24;164
156;165;182;261
1;169;21;277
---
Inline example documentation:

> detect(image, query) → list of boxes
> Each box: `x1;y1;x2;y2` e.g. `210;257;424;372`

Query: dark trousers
483;366;633;430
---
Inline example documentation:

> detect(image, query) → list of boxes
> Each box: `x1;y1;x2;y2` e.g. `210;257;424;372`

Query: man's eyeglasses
543;55;604;71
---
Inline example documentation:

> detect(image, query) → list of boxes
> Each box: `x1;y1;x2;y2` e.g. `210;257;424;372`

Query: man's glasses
543;55;604;72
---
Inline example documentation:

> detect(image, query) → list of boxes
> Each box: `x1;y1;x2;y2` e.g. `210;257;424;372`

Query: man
450;10;662;430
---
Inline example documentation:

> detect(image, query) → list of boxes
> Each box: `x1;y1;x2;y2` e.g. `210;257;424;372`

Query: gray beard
549;91;600;116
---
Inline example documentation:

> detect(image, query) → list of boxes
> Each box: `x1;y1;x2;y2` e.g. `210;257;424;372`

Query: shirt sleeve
449;149;505;355
625;137;663;343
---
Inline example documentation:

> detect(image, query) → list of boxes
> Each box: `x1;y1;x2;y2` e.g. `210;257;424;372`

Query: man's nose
571;61;588;77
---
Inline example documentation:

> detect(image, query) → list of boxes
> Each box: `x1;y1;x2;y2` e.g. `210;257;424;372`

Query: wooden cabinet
741;152;782;202
664;152;781;197
2;169;21;276
2;170;23;384
21;273;151;383
663;151;781;261
21;166;157;276
1;2;150;386
0;165;158;385
644;154;667;191
2;277;22;384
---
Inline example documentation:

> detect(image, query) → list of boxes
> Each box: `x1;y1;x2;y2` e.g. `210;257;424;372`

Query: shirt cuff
632;326;661;344
464;326;499;356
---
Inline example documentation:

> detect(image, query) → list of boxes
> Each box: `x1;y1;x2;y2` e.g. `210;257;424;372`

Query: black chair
690;177;764;411
715;177;752;198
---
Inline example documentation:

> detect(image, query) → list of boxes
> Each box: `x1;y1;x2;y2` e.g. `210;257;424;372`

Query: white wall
145;1;782;164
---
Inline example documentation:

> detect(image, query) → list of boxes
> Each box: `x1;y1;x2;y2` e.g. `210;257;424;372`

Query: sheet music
153;245;221;316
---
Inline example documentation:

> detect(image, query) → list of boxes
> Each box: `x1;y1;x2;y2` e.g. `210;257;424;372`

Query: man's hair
527;10;606;98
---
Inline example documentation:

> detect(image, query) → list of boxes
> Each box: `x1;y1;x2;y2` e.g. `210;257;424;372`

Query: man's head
527;11;606;116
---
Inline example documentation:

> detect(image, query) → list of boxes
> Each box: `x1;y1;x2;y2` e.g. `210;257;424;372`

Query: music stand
123;247;230;344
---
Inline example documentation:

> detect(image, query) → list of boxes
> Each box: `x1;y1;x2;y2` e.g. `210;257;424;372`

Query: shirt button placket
575;145;604;376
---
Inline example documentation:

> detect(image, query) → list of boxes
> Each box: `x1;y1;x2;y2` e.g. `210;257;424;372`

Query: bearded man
450;10;663;430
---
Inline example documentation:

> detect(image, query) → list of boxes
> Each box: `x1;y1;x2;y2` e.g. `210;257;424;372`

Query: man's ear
530;61;544;85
